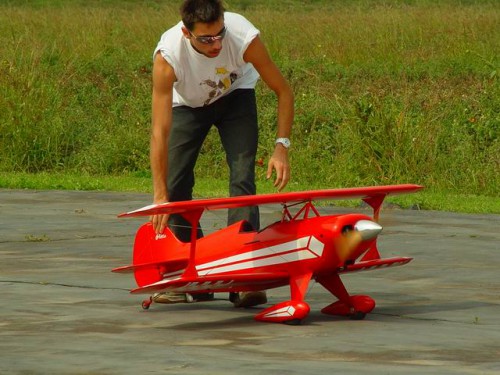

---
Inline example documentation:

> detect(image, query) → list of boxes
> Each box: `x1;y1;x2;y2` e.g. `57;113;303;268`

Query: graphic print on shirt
200;67;240;106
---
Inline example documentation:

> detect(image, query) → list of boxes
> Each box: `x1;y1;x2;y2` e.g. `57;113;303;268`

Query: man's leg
153;105;213;304
215;89;260;230
167;105;212;242
215;89;266;308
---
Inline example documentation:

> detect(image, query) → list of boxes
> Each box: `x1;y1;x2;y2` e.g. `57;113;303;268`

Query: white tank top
154;12;260;108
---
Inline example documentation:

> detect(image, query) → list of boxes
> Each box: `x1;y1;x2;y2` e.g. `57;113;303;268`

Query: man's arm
150;51;176;234
243;36;294;191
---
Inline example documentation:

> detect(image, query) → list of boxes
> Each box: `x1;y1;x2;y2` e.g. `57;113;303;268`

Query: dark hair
180;0;225;31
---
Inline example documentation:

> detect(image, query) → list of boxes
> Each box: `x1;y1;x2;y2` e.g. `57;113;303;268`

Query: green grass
0;0;498;213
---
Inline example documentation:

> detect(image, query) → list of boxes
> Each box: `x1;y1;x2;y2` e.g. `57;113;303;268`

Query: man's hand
150;198;169;235
267;144;290;191
150;211;169;235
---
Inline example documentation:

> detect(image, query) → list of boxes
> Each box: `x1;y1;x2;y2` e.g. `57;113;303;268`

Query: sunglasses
189;26;226;45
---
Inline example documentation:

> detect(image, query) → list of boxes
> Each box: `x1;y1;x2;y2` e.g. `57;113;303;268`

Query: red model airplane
113;184;422;324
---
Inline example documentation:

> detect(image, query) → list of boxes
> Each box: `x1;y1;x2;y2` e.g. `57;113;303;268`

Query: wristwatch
275;137;291;149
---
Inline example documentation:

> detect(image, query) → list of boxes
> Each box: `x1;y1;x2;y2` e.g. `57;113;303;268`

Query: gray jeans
167;89;260;242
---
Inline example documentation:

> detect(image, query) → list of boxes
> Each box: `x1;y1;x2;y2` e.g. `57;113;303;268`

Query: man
150;0;294;307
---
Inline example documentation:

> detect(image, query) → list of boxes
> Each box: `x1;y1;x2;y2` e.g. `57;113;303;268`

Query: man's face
183;18;225;58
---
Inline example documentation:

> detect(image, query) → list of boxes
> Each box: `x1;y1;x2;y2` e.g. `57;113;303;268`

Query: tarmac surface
1;189;499;375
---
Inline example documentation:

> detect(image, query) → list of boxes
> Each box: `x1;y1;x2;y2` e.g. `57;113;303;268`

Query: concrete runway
1;189;499;375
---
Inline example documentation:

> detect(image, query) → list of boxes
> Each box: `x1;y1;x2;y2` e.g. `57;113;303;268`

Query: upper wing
130;272;290;295
119;184;423;218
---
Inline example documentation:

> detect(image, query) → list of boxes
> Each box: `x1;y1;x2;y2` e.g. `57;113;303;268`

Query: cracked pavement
0;189;499;374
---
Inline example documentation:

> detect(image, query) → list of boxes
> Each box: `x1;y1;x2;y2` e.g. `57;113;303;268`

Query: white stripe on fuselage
196;236;324;276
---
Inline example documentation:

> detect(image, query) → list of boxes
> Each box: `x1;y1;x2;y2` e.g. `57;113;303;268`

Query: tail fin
131;223;188;287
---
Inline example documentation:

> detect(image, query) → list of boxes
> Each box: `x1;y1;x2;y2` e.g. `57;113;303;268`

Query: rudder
132;223;186;287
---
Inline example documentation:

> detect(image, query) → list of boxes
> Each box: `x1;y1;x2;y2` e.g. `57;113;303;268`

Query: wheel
349;311;366;320
284;319;303;326
229;292;238;303
142;298;152;310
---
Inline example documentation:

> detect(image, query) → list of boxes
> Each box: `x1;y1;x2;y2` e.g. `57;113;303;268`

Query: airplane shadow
137;298;259;329
135;296;497;329
366;291;496;316
376;300;496;316
165;315;258;330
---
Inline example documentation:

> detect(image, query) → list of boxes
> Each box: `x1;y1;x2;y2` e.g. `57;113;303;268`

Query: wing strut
282;200;321;222
181;209;203;278
361;194;386;261
362;194;386;222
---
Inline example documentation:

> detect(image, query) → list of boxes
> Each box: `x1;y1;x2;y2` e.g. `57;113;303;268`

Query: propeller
336;230;363;263
336;220;382;263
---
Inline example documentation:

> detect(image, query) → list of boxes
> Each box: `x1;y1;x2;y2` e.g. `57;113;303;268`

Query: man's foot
152;292;194;304
231;291;267;308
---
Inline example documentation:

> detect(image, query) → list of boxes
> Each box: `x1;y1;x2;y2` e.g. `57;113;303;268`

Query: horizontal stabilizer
339;257;412;273
130;272;289;295
112;258;188;274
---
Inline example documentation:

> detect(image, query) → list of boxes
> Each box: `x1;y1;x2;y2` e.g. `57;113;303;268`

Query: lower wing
130;272;290;294
339;257;412;273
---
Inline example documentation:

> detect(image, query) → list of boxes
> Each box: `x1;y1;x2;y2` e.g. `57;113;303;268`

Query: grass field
0;0;498;212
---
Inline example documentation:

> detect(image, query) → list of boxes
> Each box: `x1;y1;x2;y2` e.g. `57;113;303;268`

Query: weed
0;0;498;200
25;234;50;242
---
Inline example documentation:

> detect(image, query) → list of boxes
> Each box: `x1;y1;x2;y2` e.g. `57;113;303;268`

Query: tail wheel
142;297;153;310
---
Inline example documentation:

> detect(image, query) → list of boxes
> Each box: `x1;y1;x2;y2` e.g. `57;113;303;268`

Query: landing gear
254;300;310;324
321;295;375;319
317;273;375;321
142;297;153;310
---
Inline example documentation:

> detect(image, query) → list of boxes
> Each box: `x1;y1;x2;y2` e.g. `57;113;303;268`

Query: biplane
113;184;423;324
